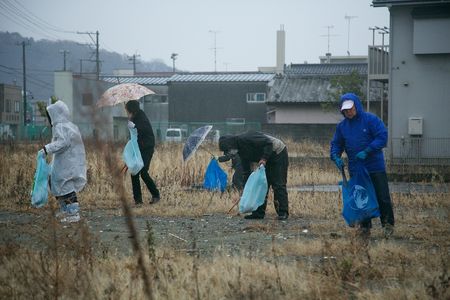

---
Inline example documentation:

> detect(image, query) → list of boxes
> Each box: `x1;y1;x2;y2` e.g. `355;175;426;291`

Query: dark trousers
56;191;78;204
254;148;289;216
361;171;395;229
131;147;159;203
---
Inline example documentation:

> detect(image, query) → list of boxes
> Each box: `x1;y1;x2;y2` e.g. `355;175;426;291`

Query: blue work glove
332;155;344;170
356;149;369;160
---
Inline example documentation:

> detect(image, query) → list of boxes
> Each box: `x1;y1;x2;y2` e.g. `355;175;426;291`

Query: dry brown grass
0;141;449;299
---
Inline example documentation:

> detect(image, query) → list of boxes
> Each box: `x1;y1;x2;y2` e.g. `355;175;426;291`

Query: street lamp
170;53;178;73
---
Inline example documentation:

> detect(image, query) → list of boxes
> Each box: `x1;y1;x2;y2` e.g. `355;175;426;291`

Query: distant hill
0;31;172;100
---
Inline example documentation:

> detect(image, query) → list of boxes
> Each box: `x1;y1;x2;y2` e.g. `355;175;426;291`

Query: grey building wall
388;6;450;159
168;82;267;123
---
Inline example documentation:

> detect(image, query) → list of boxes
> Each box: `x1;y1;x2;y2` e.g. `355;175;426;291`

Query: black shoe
277;213;288;220
244;213;264;220
134;201;143;207
150;196;160;204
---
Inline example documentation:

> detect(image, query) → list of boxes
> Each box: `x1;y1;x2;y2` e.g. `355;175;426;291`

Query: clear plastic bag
123;128;144;175
239;165;268;213
31;151;50;207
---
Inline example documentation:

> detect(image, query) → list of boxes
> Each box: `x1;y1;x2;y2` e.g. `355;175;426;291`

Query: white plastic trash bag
239;165;268;213
31;151;50;207
123;128;144;175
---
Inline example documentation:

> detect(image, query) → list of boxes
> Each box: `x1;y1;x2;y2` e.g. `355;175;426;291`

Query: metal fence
389;137;450;165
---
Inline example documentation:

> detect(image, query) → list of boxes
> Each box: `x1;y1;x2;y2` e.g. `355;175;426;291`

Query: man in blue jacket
330;93;394;238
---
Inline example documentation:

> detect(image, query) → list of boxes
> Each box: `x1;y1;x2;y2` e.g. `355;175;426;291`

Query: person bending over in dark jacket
330;93;395;239
125;100;160;205
218;131;289;220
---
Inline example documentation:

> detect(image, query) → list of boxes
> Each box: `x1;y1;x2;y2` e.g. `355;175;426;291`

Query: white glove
127;121;135;129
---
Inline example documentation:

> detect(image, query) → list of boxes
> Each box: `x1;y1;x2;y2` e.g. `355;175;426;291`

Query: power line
0;1;63;40
11;0;77;34
0;64;53;89
128;53;141;74
77;31;100;79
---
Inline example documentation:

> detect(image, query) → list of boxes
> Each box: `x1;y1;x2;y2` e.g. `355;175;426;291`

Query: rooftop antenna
345;14;358;56
320;25;338;55
209;30;222;72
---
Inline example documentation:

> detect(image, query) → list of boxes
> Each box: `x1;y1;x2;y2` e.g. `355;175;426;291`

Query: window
14;101;20;113
82;93;93;106
246;92;266;103
226;118;245;125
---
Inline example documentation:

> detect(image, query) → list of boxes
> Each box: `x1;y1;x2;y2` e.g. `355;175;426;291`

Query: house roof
372;0;450;7
285;63;367;76
101;76;170;85
168;73;275;83
267;77;335;103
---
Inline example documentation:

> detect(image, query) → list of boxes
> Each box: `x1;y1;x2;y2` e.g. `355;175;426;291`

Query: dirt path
0;209;333;257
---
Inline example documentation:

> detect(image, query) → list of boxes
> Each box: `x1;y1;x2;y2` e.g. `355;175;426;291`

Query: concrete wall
388;6;450;159
262;123;336;141
54;72;125;140
269;103;343;124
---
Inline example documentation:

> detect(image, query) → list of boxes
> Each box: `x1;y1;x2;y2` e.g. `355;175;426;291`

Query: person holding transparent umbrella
125;100;160;205
218;131;289;220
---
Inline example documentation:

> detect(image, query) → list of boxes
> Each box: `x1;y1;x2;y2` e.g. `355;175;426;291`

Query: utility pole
16;40;30;126
59;50;70;71
128;53;141;75
209;30;222;72
345;14;358;56
170;53;178;73
77;31;100;79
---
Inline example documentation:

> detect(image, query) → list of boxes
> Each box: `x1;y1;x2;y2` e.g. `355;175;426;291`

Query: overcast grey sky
0;0;389;72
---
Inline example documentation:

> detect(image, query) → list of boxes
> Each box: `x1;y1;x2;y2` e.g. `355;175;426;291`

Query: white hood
45;101;87;196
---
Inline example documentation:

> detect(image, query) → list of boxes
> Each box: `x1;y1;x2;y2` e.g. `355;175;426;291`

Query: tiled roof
286;63;367;76
168;73;275;83
101;76;170;85
268;77;335;103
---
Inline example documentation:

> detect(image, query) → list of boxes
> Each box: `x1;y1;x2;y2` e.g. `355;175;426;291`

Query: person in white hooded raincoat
41;100;87;223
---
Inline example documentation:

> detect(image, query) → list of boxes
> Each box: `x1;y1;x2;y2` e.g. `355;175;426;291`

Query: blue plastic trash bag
31;151;50;207
203;158;227;192
123;128;144;176
341;163;380;226
239;165;268;213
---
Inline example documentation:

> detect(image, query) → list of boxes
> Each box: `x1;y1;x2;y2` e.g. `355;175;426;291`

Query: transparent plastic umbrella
182;125;213;162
